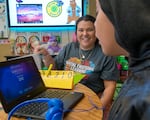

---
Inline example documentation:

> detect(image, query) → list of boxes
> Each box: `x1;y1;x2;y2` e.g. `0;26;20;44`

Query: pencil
46;64;53;77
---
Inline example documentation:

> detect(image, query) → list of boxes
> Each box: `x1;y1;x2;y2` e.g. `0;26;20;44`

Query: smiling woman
34;15;120;119
76;16;96;50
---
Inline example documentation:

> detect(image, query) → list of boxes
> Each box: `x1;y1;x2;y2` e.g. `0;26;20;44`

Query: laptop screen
0;56;46;112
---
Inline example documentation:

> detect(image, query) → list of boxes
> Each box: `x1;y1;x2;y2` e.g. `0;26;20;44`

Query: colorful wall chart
0;0;9;39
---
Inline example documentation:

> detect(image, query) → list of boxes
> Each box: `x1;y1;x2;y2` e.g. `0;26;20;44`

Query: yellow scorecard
39;64;85;89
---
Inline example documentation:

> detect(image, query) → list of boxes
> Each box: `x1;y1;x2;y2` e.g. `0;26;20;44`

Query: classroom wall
0;0;96;62
0;31;74;61
0;44;12;61
89;0;96;17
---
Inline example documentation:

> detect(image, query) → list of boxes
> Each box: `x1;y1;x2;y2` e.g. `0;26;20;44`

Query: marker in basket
46;64;53;77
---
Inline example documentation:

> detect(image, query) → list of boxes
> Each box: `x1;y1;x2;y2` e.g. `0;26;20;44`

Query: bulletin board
0;0;9;39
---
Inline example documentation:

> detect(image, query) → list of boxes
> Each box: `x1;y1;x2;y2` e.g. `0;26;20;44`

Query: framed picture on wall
0;0;9;39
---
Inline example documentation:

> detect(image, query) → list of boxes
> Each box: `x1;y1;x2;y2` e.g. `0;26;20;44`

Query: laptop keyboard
16;102;48;116
37;89;69;99
16;89;69;116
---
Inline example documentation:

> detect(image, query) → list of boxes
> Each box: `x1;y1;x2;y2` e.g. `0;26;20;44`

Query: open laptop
8;54;43;70
0;56;84;119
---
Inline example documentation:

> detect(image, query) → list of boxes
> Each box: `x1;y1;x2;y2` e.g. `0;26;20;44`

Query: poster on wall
0;0;9;39
27;32;41;53
14;32;29;55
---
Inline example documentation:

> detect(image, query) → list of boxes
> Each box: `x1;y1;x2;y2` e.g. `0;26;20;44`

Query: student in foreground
95;0;150;120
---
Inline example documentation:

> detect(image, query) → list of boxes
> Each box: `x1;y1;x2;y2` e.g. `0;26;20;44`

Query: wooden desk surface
0;83;103;120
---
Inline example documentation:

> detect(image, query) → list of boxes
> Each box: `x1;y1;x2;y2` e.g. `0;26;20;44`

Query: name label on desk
40;70;74;89
48;70;74;80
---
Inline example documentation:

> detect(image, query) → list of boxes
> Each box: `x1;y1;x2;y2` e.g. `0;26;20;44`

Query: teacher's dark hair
75;14;96;33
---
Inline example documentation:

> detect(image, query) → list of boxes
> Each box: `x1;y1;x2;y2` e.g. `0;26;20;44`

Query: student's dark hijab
99;0;150;71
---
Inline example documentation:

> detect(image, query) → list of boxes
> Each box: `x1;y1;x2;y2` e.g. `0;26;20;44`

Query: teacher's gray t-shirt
54;42;119;94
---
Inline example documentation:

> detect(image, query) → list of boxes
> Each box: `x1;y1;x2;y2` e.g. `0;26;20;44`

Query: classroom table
0;83;103;120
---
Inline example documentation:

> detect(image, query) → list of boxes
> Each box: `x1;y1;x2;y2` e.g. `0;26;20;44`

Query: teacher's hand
34;45;49;56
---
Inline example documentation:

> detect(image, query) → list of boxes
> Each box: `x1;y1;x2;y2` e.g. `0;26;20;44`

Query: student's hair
75;14;96;33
